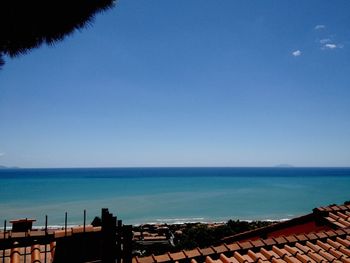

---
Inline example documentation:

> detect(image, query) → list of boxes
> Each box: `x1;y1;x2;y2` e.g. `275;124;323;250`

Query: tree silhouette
0;0;115;68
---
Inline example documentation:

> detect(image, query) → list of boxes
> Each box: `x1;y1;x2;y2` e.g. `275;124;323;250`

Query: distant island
0;165;19;169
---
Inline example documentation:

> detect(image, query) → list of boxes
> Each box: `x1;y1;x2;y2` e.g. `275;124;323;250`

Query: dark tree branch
0;0;115;68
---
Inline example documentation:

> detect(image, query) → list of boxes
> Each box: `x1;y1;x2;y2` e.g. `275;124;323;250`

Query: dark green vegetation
172;220;273;250
0;0;115;67
133;220;275;256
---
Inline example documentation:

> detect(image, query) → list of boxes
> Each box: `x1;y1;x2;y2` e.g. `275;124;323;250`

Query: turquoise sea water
0;168;349;227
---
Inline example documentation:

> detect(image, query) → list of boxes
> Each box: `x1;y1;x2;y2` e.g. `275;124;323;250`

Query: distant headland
0;165;20;169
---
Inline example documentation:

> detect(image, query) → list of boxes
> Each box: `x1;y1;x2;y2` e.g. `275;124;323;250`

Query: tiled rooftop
2;242;55;263
135;203;350;263
315;204;350;229
0;226;100;263
134;229;350;263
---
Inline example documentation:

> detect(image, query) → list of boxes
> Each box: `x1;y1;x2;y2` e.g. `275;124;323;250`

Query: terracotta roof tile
232;251;247;263
336;236;350;247
137;255;155;263
246;250;262;261
312;249;337;262
250;239;265;248
336;211;349;220
213;245;229;254
329;212;339;220
295;243;311;254
262;238;276;246
271;246;286;258
316;240;344;259
338;218;350;227
205;256;215;263
237;241;253;250
283;257;300;263
334;229;347;236
226;243;241;252
337;205;347;210
220;254;240;263
334;222;347;230
325;216;336;223
284;235;298;243
273;236;288;245
284;245;300;257
324;206;333;212
271;259;285;263
305;241;321;253
50;242;56;259
296;253;313;263
135;211;350;263
10;247;20;263
184;248;201;258
154;254;171;263
333;205;342;211
260;248;277;260
200;247;215;257
339;247;350;258
31;245;41;262
314;232;327;239
305;233;318;241
241;254;254;263
169;251;186;261
324;230;337;238
294;234;308;242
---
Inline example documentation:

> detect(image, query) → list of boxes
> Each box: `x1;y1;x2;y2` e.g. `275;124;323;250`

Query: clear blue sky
1;0;350;168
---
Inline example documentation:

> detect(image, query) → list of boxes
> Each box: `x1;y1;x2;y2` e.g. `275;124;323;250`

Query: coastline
1;167;350;229
21;217;287;230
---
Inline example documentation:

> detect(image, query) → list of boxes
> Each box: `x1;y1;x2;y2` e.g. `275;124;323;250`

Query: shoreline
131;217;289;226
1;218;288;231
17;217;288;230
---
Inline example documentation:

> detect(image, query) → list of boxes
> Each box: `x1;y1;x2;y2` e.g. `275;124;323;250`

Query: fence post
117;220;122;263
101;208;117;263
123;225;133;263
82;209;87;263
83;210;86;233
45;215;48;263
64;212;67;237
3;220;6;263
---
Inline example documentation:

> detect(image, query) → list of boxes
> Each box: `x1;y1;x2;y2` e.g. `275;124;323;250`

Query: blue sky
1;0;350;168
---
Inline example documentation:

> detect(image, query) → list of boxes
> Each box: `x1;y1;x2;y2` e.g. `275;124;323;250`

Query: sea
0;167;349;228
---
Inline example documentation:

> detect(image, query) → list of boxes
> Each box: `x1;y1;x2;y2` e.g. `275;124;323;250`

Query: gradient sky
1;0;350;168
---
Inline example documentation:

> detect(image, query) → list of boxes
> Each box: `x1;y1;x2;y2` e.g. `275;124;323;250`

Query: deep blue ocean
0;167;349;227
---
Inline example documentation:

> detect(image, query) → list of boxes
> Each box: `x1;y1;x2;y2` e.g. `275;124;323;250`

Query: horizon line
2;166;350;169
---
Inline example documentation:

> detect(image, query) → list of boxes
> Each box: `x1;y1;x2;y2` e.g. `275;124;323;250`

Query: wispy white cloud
320;38;331;44
325;44;337;49
315;24;326;30
0;152;4;157
292;50;302;57
321;43;343;50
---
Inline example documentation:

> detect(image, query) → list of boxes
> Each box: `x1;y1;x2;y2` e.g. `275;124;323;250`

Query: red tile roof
135;229;350;263
3;243;55;263
135;203;350;263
